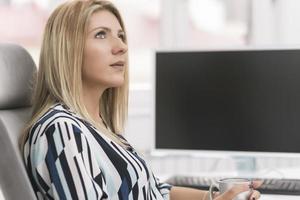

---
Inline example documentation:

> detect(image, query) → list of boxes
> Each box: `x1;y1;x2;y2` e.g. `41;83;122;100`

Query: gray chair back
0;43;37;200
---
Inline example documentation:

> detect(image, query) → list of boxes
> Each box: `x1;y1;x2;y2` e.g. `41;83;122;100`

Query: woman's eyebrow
89;26;124;34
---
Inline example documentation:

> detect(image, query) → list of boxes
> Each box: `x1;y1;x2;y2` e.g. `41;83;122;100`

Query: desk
262;194;299;199
150;154;300;200
159;172;300;200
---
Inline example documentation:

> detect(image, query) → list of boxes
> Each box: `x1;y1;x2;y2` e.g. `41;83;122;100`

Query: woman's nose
112;38;128;55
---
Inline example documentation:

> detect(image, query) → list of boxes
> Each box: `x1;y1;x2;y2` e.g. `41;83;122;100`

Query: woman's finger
248;190;261;200
251;180;263;189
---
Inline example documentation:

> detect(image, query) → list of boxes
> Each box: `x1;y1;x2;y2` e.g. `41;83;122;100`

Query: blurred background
2;0;300;198
4;0;300;89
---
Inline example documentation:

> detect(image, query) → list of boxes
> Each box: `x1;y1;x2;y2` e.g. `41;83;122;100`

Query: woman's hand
213;180;262;200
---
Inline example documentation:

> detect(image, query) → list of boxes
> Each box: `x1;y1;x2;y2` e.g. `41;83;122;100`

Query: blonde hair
21;0;129;147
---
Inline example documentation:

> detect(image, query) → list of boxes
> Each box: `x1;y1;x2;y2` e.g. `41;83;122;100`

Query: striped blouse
23;103;172;200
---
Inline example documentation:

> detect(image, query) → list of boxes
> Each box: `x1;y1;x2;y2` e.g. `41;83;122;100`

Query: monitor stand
232;156;257;177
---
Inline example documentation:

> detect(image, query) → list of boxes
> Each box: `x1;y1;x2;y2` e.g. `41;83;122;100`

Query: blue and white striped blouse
23;103;172;200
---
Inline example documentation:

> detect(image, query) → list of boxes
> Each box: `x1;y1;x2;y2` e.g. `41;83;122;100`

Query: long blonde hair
21;0;129;148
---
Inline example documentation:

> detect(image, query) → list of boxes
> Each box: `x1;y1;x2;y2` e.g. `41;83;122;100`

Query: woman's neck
82;84;105;122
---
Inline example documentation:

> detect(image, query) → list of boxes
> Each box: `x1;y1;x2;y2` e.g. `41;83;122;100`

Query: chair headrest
0;43;37;109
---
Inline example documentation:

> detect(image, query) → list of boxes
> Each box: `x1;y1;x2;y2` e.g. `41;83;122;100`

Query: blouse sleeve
29;117;108;200
152;173;173;200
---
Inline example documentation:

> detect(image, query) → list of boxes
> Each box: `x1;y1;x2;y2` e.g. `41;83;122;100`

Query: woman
22;0;261;199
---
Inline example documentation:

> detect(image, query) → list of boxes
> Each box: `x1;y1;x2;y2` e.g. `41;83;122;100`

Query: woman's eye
118;32;126;41
95;31;106;39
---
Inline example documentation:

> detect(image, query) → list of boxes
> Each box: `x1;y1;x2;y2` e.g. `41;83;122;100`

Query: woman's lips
110;61;125;70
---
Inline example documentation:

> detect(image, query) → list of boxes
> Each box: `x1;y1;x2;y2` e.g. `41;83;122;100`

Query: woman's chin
108;78;125;88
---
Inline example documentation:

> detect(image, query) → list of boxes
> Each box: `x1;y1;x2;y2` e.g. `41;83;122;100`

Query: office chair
0;43;37;199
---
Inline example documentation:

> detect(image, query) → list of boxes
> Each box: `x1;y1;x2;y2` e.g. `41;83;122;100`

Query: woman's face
82;10;128;90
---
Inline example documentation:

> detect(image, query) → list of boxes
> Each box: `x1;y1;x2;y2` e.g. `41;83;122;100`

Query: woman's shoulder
26;103;86;146
32;103;83;132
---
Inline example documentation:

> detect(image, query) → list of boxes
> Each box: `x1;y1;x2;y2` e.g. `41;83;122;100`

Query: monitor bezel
152;46;300;158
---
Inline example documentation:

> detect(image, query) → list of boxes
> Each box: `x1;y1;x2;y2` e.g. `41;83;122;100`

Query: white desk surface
262;194;299;199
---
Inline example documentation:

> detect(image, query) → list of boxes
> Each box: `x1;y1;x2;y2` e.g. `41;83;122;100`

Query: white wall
250;0;300;45
126;87;154;152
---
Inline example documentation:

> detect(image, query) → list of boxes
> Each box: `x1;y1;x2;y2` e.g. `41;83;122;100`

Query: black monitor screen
155;50;300;153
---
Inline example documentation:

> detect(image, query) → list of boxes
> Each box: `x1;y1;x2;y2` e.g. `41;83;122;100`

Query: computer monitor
155;49;300;155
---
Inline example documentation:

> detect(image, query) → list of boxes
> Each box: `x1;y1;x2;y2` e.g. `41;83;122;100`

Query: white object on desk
0;189;4;200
